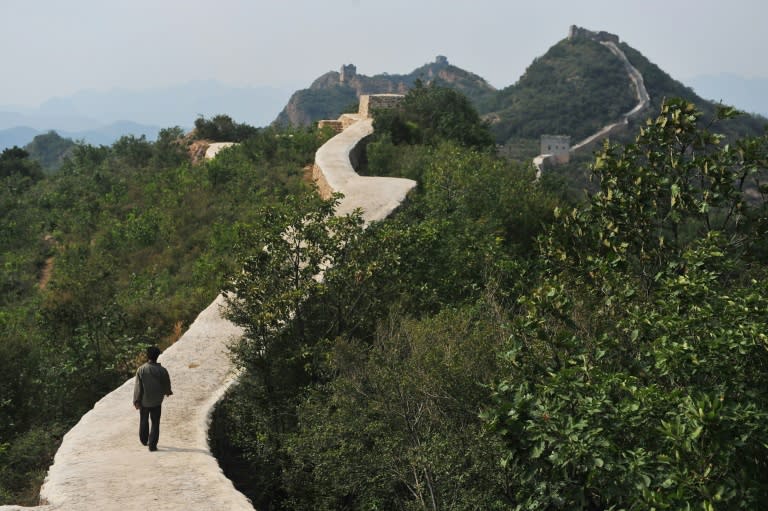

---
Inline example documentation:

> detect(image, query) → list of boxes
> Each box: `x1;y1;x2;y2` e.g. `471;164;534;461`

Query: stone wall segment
0;94;416;511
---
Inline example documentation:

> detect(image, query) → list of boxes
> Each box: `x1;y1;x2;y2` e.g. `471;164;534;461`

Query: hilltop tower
340;64;357;84
568;25;619;44
540;135;571;164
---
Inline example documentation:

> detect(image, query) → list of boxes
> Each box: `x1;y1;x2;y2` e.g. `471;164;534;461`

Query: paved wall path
533;39;650;177
568;41;650;153
205;142;236;159
0;118;415;511
314;118;416;224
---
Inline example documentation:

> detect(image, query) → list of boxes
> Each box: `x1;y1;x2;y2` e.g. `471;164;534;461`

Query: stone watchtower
340;64;357;84
318;94;405;133
540;135;571;164
568;25;619;44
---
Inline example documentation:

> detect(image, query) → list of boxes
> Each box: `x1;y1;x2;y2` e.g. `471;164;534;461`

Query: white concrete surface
0;295;253;511
205;142;236;160
314;118;417;224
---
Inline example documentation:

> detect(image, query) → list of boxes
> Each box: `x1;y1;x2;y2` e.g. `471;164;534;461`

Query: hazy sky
2;0;766;106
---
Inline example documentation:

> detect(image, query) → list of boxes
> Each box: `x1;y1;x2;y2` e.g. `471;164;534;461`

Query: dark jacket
133;361;172;408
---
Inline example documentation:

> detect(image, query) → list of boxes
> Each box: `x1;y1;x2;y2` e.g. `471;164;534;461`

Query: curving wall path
0;117;415;511
0;294;253;511
533;38;650;177
314;118;416;224
568;40;650;153
205;141;236;159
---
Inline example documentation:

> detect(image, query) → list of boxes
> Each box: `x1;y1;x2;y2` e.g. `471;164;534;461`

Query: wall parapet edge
313;116;416;225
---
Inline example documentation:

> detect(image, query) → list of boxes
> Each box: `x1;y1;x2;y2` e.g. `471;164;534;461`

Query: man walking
133;346;173;451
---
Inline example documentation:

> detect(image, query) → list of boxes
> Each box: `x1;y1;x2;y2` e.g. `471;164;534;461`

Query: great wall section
533;26;651;178
1;26;647;509
314;95;416;224
0;95;414;511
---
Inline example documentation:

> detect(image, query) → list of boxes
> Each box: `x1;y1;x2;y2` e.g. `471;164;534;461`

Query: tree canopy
193;114;259;142
24;131;76;172
2;91;767;509
372;82;494;149
0;118;325;504
484;100;768;509
212;98;768;510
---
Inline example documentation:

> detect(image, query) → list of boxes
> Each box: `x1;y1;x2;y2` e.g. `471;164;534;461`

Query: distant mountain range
0;80;297;150
2;34;765;154
0;126;40;150
274;29;766;156
0;122;162;151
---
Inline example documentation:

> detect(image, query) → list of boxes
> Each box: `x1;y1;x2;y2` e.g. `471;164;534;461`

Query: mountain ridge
273;27;766;154
274;56;496;127
0;81;299;150
0;121;163;152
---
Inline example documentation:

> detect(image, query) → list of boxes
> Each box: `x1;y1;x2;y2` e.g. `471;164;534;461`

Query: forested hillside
0;118;330;503
23;131;77;172
211;86;768;509
272;30;767;161
2;81;767;509
485;37;637;144
273;56;495;127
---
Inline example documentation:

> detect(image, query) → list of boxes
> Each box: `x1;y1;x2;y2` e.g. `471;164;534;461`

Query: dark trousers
139;405;162;448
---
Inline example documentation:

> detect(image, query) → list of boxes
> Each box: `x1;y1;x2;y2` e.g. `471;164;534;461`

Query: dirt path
37;257;54;290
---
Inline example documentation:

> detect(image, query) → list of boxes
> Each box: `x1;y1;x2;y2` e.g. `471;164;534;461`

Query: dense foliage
0;147;44;182
211;86;560;509
213;95;768;510
485;100;768;509
194;114;260;142
3;77;766;510
371;82;494;150
0;121;327;503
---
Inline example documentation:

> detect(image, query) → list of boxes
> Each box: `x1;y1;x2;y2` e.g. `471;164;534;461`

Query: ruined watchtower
540;135;571;164
340;64;357;84
568;25;620;44
318;94;405;133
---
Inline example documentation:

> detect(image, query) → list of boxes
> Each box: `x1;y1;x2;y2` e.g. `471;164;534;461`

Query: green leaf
531;442;545;459
690;425;703;440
